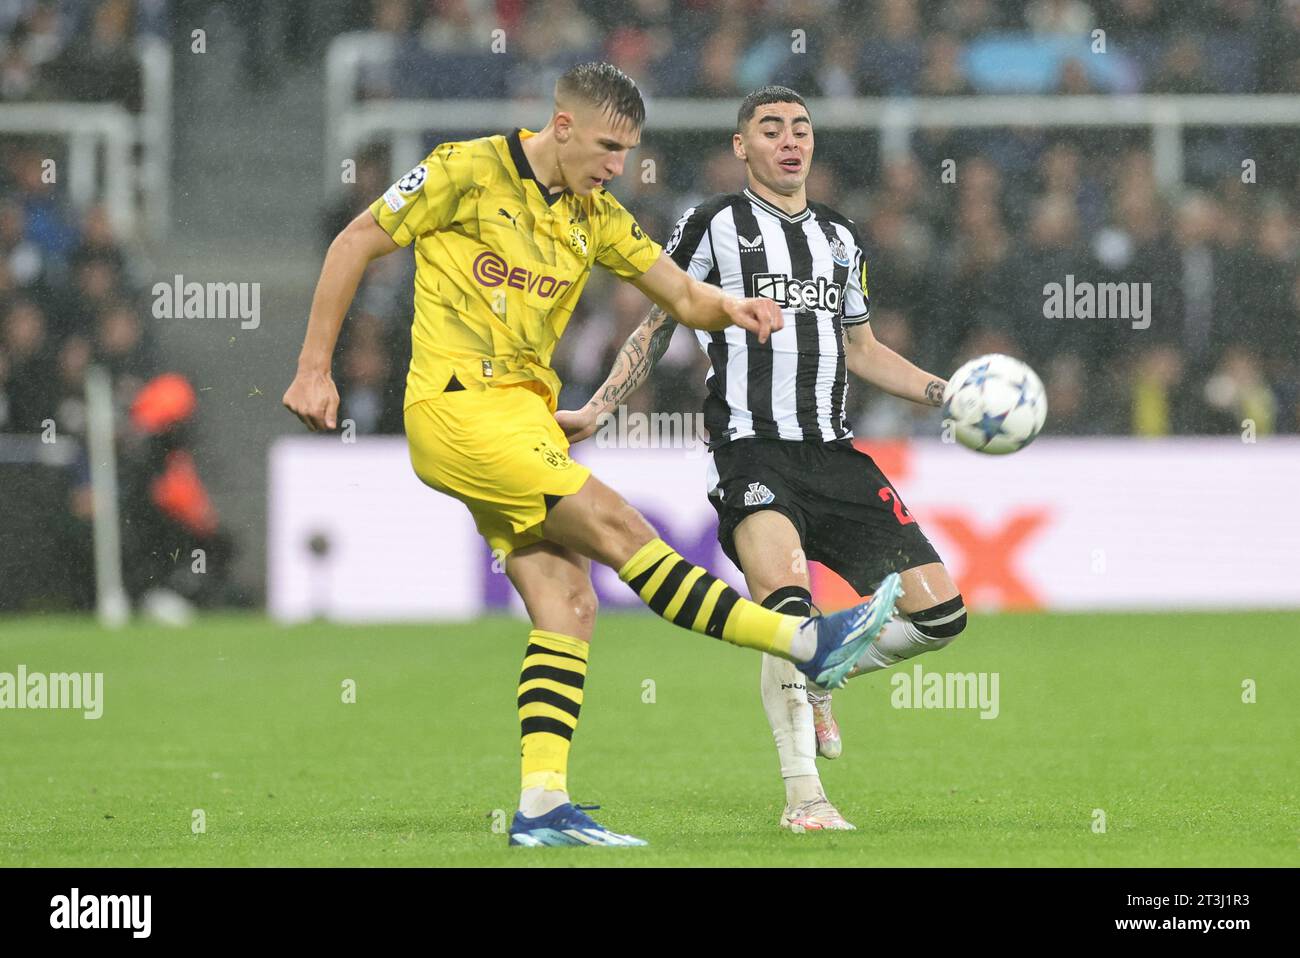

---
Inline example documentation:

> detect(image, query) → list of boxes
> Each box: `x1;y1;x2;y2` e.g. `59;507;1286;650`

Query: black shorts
707;437;941;595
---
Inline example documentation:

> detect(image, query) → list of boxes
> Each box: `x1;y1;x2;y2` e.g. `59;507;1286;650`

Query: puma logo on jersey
498;208;518;226
743;482;775;506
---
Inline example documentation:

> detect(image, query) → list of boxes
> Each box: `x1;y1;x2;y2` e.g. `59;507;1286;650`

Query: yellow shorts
404;383;591;557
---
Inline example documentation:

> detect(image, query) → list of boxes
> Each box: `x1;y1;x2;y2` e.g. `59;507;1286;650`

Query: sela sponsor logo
1042;274;1152;330
752;272;842;313
0;665;103;719
152;274;260;330
743;482;775;506
50;888;151;938
890;664;1000;720
472;252;573;298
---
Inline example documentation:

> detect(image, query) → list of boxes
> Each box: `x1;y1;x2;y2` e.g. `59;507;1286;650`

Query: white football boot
807;689;842;759
780;796;856;833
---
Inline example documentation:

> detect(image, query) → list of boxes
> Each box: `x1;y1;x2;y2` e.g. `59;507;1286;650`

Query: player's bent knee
567;583;599;633
909;594;967;649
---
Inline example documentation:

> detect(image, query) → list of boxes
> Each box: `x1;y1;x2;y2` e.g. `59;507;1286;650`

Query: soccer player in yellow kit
283;63;902;847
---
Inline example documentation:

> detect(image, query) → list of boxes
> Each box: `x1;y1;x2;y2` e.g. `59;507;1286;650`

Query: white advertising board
268;437;1300;620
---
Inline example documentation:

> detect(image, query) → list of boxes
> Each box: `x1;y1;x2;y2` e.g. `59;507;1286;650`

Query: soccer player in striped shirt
283;66;902;847
561;86;966;832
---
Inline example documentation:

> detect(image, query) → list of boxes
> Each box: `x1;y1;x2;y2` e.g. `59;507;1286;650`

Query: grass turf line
0;611;1296;867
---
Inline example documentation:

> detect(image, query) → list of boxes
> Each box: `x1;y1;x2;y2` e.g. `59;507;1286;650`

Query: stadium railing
0;37;171;239
323;33;1299;194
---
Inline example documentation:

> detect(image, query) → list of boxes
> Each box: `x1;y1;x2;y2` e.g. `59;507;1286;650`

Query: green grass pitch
1;610;1296;867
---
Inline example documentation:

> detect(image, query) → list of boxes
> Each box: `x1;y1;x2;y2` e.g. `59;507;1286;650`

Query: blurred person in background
859;0;923;96
114;372;243;619
356;0;411;100
0;196;49;291
0;296;56;431
1027;0;1095;35
1042;352;1102;435
1170;192;1242;372
917;32;973;97
46;0;142;108
1129;343;1190;436
1017;193;1087;366
509;0;600;96
1200;346;1277;437
336;312;392;435
927;187;1017;374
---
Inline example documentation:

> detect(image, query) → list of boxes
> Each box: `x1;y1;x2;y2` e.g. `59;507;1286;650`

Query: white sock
760;652;822;804
849;612;959;677
518;787;569;818
789;618;817;662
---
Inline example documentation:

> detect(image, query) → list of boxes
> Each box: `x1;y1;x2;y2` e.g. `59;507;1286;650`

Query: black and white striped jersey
665;188;870;448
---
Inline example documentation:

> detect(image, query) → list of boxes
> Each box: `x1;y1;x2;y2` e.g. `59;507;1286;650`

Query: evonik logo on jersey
471;252;574;299
751;273;842;313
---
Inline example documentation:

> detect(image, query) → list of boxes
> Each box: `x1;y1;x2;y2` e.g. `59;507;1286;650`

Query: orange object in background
131;373;197;434
852;438;912;484
150;450;218;537
809;561;869;613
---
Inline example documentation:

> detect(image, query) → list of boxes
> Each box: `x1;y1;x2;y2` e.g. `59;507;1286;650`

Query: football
942;354;1048;454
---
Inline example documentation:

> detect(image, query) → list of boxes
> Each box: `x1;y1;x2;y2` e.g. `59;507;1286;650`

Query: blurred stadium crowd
328;0;1300;439
2;0;1299;469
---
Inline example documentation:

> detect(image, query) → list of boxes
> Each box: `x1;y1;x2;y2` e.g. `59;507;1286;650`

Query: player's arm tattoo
587;306;678;413
924;380;946;406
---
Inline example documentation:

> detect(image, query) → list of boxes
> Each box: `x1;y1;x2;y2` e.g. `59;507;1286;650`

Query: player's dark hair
556;62;645;128
737;85;809;132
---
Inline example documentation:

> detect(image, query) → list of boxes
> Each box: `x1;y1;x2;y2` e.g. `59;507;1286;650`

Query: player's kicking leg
731;510;855;832
845;561;966;679
501;540;648;847
800;563;966;768
542;474;902;691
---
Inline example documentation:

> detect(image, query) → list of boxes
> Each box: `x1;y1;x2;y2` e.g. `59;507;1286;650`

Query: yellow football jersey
369;128;662;410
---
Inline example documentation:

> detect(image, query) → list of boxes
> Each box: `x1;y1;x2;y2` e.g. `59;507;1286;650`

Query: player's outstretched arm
556;305;678;443
282;211;400;431
631;252;783;341
843;321;947;407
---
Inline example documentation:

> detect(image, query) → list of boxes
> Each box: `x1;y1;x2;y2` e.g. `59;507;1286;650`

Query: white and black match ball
942;354;1047;454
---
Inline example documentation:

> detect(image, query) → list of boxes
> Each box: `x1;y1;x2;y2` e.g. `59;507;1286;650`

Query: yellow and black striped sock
618;538;800;657
518;630;588;794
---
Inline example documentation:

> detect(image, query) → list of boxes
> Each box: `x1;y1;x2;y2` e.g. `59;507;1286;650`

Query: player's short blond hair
556;62;645;128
